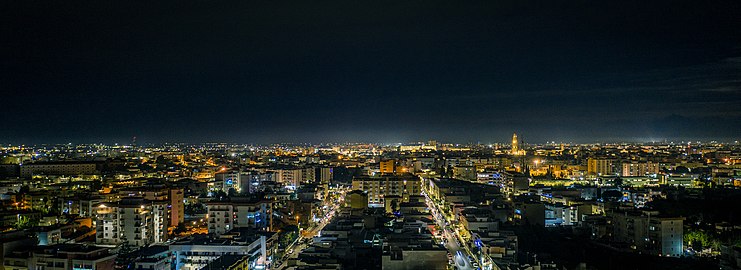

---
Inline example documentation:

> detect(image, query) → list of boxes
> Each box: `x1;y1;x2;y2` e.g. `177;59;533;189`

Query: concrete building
351;175;421;206
117;187;184;228
610;210;684;257
587;158;616;176
317;166;333;184
514;202;545;227
379;160;395;174
215;171;241;193
544;203;578;227
125;246;173;270
94;198;168;247
205;200;271;235
20;162;98;178
346;190;368;210
23;244;117;270
271;168;304;187
452;166;477;181
459;208;500;233
170;231;277;270
621;162;660;177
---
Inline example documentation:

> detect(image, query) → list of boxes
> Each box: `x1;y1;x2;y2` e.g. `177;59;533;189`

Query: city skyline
2;1;740;269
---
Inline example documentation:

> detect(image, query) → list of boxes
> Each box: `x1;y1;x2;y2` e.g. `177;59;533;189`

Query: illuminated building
205;200;272;235
379;159;395;174
169;189;184;227
117;187;185;228
215;171;241;193
587;158;616;176
20;161;98;178
452;165;477;181
621;161;660;177
170;231;277;270
270;167;314;187
94;198;168;247
351;174;421;206
317;166;333;184
26;244;117;270
510;133;525;156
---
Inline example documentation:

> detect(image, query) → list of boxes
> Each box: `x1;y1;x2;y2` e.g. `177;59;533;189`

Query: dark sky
2;0;740;144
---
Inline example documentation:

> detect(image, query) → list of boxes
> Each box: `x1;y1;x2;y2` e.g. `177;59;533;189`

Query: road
275;190;344;270
425;188;501;270
424;191;481;270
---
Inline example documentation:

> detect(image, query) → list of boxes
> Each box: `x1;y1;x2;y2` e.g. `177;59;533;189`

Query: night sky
2;0;740;144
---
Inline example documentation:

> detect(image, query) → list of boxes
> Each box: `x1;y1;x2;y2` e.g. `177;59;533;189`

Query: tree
279;225;300;248
685;229;720;251
390;199;399;213
15;215;37;229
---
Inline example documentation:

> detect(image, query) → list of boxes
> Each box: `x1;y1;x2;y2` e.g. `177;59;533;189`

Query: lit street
424;190;498;270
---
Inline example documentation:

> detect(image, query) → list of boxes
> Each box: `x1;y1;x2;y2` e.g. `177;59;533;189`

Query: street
274;189;345;270
424;190;498;270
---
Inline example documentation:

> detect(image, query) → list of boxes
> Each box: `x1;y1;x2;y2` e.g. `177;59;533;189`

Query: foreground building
205;199;272;235
610;210;684;257
169;230;277;270
94;197;169;247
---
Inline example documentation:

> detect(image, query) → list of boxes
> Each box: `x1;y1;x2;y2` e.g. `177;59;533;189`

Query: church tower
511;132;524;156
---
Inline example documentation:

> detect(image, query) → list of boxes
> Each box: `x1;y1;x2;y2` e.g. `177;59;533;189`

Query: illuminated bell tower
511;133;524;156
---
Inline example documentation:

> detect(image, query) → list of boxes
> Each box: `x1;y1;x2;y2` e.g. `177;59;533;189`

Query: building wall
95;201;168;246
352;176;421;206
170;189;185;227
207;201;271;235
380;160;395;174
587;159;615;176
318;167;333;184
452;166;477;181
621;162;660;177
20;163;97;178
610;212;683;257
170;236;268;270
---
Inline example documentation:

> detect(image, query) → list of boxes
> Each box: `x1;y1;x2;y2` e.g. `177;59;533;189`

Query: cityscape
2;0;741;269
0;137;739;269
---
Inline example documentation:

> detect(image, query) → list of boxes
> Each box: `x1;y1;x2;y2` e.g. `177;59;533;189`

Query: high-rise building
206;200;272;235
169;189;184;227
587;158;616;176
94;198;169;247
352;174;421;206
271;167;305;187
117;187;184;228
610;210;683;257
215;171;242;193
621;161;660;177
317;167;333;184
